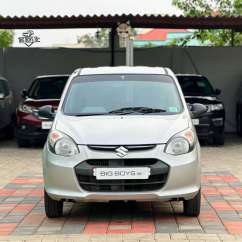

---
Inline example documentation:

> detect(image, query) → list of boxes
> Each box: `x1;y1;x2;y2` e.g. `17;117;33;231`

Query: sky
1;0;181;47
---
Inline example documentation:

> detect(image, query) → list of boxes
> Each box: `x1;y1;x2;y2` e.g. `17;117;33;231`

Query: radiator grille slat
88;144;156;152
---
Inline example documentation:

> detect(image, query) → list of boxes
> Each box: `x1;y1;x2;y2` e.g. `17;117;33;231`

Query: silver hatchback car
40;66;206;218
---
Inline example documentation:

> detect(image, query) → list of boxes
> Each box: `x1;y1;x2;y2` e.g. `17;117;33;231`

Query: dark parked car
16;74;69;147
236;83;242;136
176;74;225;145
0;76;15;138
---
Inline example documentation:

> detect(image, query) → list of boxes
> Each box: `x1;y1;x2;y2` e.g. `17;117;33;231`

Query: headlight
48;130;79;157
18;104;34;114
165;128;196;155
207;104;223;112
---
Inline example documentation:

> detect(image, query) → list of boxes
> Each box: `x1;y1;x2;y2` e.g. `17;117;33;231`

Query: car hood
55;114;189;145
22;98;60;109
185;96;222;105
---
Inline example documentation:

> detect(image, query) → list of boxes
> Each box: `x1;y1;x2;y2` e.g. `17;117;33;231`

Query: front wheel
44;190;63;218
183;189;201;217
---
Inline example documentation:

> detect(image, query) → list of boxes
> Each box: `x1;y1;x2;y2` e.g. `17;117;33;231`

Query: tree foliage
142;42;157;48
0;30;14;48
171;0;242;46
77;29;110;48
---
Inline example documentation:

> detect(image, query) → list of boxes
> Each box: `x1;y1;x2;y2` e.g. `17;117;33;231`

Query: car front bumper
16;113;51;142
193;112;225;138
16;123;49;142
43;143;201;202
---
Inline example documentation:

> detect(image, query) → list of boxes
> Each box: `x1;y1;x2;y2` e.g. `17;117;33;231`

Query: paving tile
170;233;187;240
211;201;234;211
109;225;131;230
218;234;238;240
0;215;25;223
1;157;242;236
124;233;154;240
123;240;139;242
223;221;242;234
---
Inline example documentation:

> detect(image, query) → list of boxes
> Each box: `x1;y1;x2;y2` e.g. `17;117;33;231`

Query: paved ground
0;135;242;241
0;171;242;236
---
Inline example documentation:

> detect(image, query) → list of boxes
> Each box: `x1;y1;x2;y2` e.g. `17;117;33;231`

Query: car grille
78;174;166;192
88;144;156;151
75;159;169;192
86;159;157;167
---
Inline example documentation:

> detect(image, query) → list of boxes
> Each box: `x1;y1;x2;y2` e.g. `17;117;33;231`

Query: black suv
236;83;242;136
176;74;225;145
0;76;15;138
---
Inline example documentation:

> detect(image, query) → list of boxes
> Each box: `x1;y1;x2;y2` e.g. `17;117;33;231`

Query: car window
0;79;10;96
177;76;214;96
63;74;183;115
28;77;68;99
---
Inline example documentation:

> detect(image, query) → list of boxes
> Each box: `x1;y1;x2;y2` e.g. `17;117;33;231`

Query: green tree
142;42;157;48
0;30;14;48
77;29;110;48
171;0;242;46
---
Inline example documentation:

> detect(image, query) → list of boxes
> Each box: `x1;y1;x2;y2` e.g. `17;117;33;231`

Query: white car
40;66;206;218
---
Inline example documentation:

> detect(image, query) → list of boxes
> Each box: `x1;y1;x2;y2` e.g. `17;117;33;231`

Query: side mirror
21;89;28;98
38;105;55;120
0;93;5;99
189;103;207;118
214;89;221;96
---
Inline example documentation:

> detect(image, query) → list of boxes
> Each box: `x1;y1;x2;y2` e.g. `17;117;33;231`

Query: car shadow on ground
0;137;45;149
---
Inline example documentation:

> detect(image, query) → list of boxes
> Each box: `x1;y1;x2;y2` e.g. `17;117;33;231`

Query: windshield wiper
140;107;167;114
71;113;108;117
108;107;166;115
68;107;167;116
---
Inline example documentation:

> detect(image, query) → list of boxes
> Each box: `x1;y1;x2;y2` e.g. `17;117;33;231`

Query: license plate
192;119;199;125
94;167;150;180
41;121;53;130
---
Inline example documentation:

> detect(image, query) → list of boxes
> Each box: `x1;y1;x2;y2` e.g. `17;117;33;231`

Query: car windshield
0;79;9;96
177;75;214;96
63;74;183;116
28;76;69;99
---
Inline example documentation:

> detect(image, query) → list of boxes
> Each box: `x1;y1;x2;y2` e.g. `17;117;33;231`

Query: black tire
17;138;29;148
4;122;14;139
213;132;225;146
204;137;213;146
44;190;63;218
183;189;201;217
237;113;242;137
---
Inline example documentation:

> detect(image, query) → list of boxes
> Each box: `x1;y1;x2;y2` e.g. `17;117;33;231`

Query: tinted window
177;76;214;96
0;79;9;96
63;74;183;115
28;76;68;99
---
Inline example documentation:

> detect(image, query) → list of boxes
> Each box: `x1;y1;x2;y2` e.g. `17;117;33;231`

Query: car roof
78;66;171;76
35;74;70;79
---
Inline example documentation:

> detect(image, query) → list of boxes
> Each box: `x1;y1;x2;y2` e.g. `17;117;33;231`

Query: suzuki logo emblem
115;146;128;157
